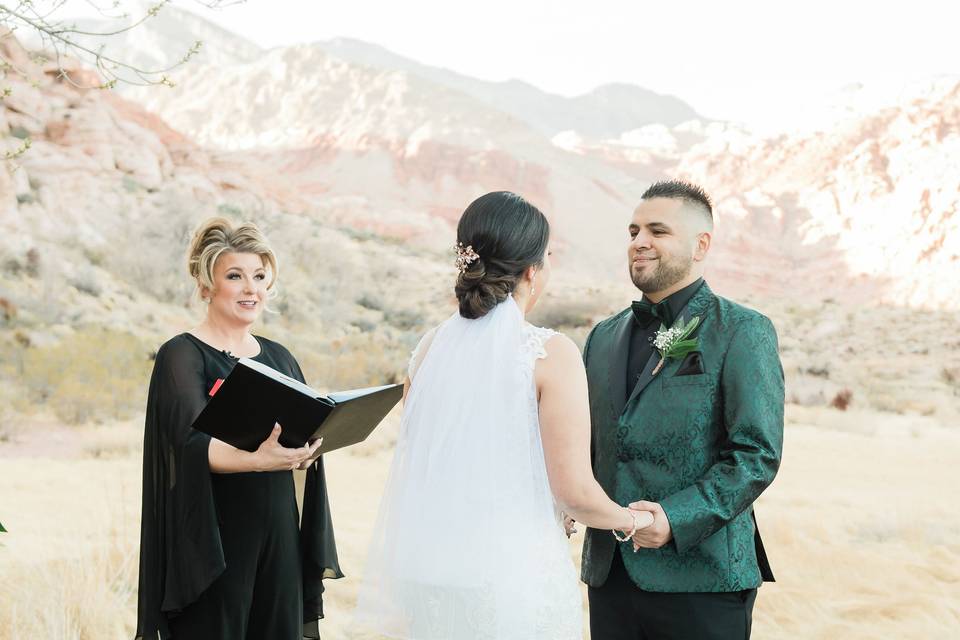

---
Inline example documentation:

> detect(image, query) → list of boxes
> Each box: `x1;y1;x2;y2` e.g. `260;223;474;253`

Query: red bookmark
208;378;225;397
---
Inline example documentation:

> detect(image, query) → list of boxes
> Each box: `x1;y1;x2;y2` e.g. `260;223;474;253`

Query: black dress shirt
626;278;705;395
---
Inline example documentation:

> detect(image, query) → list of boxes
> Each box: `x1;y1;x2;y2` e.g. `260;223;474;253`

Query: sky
66;0;960;132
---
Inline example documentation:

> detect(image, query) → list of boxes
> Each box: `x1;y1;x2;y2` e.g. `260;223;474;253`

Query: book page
327;383;398;404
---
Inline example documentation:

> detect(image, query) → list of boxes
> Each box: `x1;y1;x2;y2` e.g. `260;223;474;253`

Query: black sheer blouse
135;333;342;639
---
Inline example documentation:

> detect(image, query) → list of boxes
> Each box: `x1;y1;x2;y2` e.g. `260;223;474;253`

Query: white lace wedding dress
353;296;582;639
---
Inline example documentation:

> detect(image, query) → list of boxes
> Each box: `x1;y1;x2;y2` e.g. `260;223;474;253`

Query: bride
354;191;652;639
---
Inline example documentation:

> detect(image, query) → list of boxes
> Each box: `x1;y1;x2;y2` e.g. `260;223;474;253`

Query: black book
192;357;402;455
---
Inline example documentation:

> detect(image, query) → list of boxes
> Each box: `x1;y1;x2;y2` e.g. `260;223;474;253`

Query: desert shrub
830;388;853;411
528;296;599;329
941;367;959;388
70;267;103;297
19;328;154;424
804;365;830;378
384;308;422;331
296;332;410;391
217;202;243;217
356;293;383;312
25;247;41;277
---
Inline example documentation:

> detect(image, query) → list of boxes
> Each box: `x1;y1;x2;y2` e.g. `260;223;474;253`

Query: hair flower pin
454;242;480;273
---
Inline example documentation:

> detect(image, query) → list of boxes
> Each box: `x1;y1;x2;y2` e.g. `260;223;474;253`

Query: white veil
354;296;581;639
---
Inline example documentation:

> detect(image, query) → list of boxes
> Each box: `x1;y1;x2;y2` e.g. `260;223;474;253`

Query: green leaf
0;521;6;533
667;337;698;351
678;316;701;340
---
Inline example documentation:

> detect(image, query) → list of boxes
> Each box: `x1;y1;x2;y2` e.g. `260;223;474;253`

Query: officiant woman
135;217;342;640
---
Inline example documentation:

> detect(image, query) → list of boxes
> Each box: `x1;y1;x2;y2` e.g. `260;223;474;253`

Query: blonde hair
186;217;278;300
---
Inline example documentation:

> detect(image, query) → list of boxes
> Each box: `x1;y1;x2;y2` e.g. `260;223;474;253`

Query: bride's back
354;192;582;639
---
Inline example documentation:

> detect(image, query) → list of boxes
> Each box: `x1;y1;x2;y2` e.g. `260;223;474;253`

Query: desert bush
528;296;600;329
941;366;959;388
356;293;383;312
0;296;16;324
25;247;40;277
296;332;410;391
384;308;422;331
18;328;154;424
804;365;830;378
830;388;853;411
69;267;103;297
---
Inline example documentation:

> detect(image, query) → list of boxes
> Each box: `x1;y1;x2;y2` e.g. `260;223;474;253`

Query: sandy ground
0;406;958;639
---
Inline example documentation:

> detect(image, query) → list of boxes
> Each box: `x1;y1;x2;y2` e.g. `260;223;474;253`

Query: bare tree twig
0;0;236;88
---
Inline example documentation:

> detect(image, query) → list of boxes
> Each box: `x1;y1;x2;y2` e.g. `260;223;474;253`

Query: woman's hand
295;438;325;470
253;424;315;471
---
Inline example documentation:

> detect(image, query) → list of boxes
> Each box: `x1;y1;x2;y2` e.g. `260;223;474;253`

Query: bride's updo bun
454;191;549;319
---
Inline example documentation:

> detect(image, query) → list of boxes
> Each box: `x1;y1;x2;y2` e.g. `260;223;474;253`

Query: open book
191;357;402;456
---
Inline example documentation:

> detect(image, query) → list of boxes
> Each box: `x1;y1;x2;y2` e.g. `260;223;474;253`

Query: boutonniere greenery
652;315;701;375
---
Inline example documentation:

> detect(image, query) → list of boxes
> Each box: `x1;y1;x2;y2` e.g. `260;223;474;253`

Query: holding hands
563;502;671;552
627;500;672;550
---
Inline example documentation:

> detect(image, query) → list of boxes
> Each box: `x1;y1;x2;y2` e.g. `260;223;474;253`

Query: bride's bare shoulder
536;332;586;380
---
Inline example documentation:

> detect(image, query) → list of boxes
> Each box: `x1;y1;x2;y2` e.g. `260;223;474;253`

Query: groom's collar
635;278;705;328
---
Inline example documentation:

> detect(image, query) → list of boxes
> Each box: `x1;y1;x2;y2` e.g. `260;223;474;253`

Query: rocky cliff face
3;22;958;320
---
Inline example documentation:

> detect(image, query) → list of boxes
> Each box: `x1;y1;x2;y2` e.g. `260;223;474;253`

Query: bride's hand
562;513;577;538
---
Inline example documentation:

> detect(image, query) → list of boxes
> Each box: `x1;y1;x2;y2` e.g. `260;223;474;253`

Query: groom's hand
628;500;673;550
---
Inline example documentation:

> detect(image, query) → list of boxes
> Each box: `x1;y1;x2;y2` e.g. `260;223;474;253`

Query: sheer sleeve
279;346;344;639
136;336;223;640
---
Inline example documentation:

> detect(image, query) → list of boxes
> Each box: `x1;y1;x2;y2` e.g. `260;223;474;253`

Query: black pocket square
675;351;704;376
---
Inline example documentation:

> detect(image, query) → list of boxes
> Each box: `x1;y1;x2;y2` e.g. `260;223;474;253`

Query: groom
581;180;784;639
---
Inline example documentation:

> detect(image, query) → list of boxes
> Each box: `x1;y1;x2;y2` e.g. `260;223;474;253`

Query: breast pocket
662;373;710;387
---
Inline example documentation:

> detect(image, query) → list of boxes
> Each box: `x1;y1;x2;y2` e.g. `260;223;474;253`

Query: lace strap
522;324;558;367
407;326;439;381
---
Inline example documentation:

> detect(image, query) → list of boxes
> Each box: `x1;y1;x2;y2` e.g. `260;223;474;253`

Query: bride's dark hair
454;191;550;319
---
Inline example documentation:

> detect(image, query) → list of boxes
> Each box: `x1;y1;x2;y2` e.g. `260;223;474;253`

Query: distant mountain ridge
315;37;703;137
4;8;959;311
61;3;702;139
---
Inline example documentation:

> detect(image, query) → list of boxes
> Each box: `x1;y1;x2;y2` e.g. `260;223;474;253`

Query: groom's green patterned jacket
581;281;784;592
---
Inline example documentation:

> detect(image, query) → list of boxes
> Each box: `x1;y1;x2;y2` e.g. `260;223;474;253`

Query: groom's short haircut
641;180;713;229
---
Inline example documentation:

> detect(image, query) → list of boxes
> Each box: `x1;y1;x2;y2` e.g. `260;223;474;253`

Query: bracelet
612;508;638;542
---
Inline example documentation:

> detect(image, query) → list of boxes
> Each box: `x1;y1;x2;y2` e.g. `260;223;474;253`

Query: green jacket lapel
606;312;633;415
625;350;661;408
624;282;716;408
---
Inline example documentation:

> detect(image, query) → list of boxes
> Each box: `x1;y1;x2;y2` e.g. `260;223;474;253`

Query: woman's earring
531;274;537;298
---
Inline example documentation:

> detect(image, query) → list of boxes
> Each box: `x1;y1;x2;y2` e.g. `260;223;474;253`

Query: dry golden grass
1;403;958;639
1;290;957;639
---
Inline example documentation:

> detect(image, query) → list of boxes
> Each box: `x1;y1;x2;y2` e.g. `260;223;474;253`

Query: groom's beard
630;252;693;295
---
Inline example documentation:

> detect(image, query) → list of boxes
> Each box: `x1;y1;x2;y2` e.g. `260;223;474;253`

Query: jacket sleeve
660;314;785;554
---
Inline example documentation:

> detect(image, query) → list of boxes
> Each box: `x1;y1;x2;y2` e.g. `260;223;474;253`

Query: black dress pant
168;471;303;640
588;549;757;640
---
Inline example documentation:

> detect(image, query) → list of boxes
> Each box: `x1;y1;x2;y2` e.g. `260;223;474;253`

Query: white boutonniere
652;316;701;375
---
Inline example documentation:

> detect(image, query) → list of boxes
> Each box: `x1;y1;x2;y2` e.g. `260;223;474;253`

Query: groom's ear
693;231;712;262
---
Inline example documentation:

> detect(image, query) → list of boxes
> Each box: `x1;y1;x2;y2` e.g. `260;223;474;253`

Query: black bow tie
631;299;675;328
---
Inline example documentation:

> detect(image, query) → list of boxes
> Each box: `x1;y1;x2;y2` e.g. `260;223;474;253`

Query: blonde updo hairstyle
186;217;279;303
